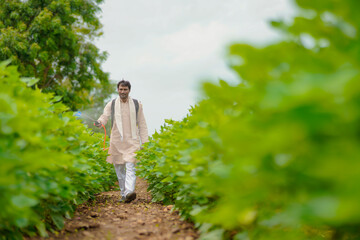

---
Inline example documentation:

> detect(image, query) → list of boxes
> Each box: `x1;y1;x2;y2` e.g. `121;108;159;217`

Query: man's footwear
118;196;126;203
124;192;136;203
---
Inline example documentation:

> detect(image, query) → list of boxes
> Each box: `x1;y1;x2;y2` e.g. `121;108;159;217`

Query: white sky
95;0;295;134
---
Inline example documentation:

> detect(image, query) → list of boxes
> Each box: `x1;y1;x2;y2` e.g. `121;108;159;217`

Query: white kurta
97;97;148;164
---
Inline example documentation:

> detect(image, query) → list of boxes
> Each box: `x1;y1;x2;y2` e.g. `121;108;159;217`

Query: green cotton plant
137;120;186;205
137;108;223;220
137;0;360;239
0;61;116;239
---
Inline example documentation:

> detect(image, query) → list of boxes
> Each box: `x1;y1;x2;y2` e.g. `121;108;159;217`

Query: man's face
118;84;130;100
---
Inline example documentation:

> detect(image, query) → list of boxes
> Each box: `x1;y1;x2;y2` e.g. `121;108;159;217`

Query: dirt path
28;178;198;240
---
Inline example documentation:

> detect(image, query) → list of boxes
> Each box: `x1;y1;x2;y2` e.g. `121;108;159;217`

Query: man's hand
94;121;102;128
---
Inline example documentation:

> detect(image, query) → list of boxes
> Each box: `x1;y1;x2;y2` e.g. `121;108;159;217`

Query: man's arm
95;101;112;127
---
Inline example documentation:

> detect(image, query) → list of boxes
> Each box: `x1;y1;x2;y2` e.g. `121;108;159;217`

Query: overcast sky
95;0;295;134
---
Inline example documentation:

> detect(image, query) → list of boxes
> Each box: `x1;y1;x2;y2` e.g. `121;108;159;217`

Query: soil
28;178;198;240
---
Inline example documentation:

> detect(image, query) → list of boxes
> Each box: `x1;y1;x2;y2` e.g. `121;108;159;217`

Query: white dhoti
114;163;136;197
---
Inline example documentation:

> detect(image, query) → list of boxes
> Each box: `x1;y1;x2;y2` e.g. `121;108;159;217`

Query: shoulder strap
111;98;139;129
133;99;139;121
111;98;116;129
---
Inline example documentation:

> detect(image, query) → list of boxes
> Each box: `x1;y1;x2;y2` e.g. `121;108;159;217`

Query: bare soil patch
27;178;198;240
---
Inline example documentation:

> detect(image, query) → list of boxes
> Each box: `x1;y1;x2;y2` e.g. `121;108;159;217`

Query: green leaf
11;195;38;208
20;77;40;87
36;222;48;237
175;171;185;177
199;229;224;240
51;95;63;103
15;218;28;228
0;59;12;67
51;214;64;230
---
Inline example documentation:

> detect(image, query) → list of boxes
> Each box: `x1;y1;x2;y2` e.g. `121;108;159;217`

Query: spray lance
74;111;109;151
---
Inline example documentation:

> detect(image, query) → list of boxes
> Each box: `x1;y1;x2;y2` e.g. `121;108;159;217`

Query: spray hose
73;112;109;151
101;124;109;151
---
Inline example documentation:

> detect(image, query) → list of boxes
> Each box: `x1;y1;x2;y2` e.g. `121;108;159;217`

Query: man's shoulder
108;98;117;104
132;98;143;106
131;98;141;104
105;99;115;107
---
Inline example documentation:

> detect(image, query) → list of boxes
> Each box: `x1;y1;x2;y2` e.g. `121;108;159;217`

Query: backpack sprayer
74;111;109;151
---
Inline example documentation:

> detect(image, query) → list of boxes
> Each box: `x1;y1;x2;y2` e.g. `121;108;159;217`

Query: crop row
0;61;116;239
137;2;360;236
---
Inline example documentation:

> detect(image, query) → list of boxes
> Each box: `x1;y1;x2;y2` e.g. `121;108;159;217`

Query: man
95;80;148;203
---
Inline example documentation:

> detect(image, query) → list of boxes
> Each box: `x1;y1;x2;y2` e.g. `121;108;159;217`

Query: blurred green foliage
0;0;112;110
0;61;116;239
137;0;360;239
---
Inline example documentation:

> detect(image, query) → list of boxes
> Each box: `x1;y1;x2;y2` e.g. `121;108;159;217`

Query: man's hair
117;80;131;90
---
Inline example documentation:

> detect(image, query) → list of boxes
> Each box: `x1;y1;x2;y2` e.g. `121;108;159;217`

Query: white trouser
113;163;136;197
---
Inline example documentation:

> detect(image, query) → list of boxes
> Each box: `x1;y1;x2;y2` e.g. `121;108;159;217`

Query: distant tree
0;0;112;109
